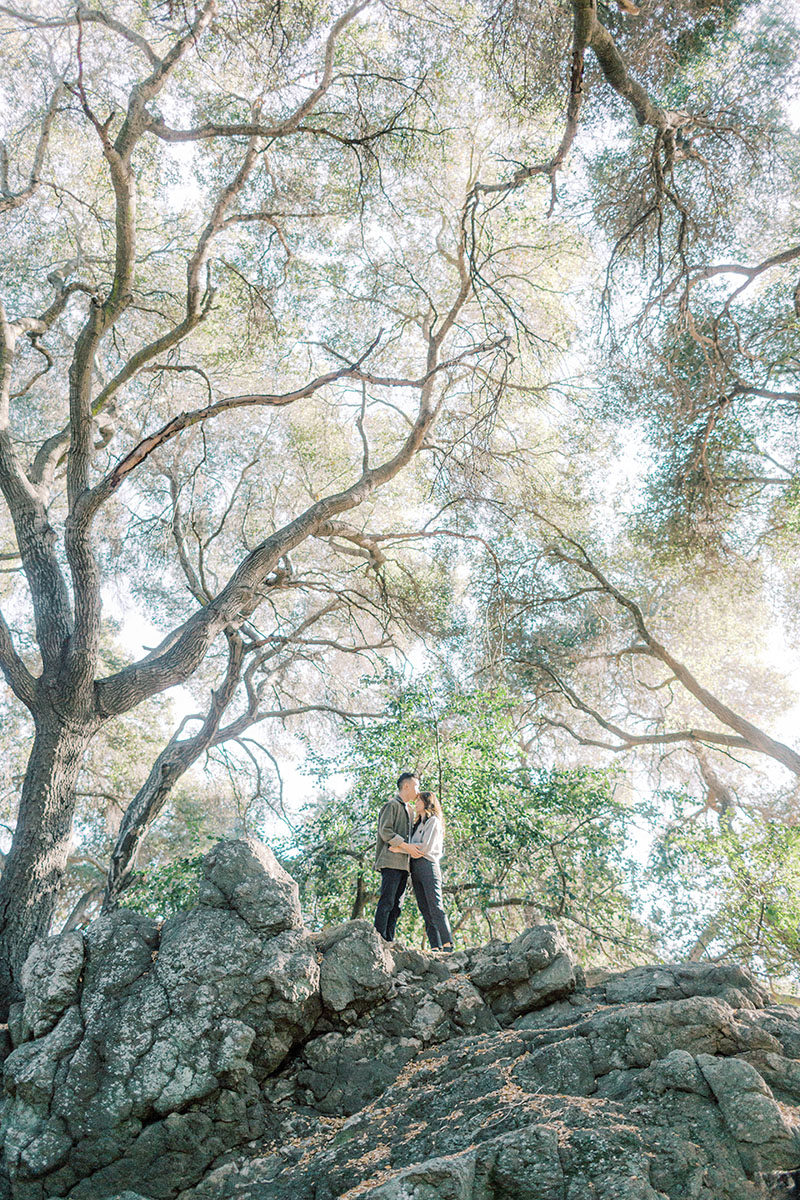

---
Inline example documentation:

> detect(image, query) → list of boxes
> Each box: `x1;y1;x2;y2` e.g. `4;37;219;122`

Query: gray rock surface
196;838;303;937
16;931;85;1043
1;845;319;1200
465;923;578;1024
315;921;394;1015
2;836;800;1200
603;961;768;1010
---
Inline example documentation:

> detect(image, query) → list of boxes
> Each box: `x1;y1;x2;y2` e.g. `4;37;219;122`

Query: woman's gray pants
410;858;453;948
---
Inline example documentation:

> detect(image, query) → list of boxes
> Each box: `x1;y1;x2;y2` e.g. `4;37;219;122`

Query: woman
390;790;454;952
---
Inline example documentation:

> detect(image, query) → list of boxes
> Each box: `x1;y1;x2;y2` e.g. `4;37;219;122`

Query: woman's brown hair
419;790;445;828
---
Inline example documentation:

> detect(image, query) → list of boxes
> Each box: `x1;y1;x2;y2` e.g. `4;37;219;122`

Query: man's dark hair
397;771;418;791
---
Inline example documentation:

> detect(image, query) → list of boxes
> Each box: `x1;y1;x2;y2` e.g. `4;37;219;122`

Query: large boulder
15;931;85;1043
465;922;578;1024
197;838;302;936
315;921;395;1015
1;842;319;1200
286;927;497;1115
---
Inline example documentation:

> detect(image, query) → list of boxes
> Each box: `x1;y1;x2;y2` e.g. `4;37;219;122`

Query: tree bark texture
0;710;96;1011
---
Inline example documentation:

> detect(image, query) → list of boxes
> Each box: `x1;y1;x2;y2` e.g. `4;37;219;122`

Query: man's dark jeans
411;858;453;949
374;867;409;941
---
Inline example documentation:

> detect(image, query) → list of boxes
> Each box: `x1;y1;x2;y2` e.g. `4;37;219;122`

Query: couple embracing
373;771;454;952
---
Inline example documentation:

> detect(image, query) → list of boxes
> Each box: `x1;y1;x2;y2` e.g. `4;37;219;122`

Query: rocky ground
2;838;800;1199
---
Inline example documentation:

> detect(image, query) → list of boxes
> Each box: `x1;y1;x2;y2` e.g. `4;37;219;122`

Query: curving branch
525;525;800;776
102;590;387;910
0;4;159;63
471;0;591;210
103;629;245;908
579;0;675;134
145;0;373;145
65;0;219;504
0;79;64;215
556;547;800;773
647;243;800;318
532;663;753;755
469;0;706;246
76;338;384;524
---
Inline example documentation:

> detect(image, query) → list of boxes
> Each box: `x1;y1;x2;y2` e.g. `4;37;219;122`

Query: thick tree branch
60;0;217;692
30;124;257;496
0;607;36;709
472;0;699;221
0;298;73;669
578;0;677;134
66;0;218;504
648;243;800;316
103;629;244;907
60;885;104;933
730;384;800;405
93;293;488;719
472;0;589;208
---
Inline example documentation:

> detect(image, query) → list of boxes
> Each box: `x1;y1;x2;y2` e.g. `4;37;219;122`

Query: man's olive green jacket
374;796;412;871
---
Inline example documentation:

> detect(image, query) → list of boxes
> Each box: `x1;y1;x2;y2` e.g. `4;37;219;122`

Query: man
373;771;419;943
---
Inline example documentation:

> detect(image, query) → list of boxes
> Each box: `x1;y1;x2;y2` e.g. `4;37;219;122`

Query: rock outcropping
2;838;800;1200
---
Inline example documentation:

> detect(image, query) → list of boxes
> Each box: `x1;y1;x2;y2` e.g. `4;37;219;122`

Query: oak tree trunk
0;708;96;1015
351;870;368;920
